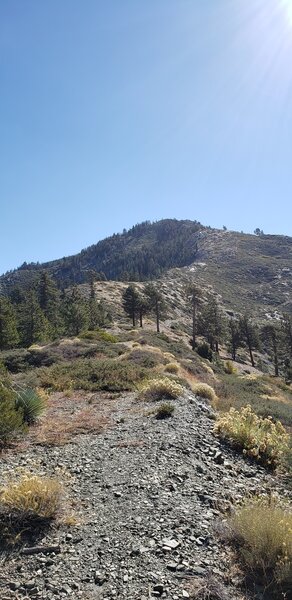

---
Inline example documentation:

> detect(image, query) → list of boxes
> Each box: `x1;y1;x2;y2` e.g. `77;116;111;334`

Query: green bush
40;358;148;392
0;386;24;447
15;388;46;425
197;342;213;361
155;403;175;419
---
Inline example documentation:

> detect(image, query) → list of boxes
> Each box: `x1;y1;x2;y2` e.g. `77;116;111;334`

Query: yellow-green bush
214;405;289;468
164;362;179;374
192;382;216;403
0;475;61;520
229;496;292;590
140;377;184;401
224;360;237;374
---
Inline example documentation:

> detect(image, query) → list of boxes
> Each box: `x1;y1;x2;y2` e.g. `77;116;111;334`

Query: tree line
122;282;292;381
0;273;111;348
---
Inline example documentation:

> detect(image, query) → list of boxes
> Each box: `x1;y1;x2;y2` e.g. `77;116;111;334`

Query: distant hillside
0;219;291;318
0;219;202;291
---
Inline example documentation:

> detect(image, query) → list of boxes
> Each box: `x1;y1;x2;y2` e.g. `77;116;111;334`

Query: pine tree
281;313;292;358
122;284;140;327
228;318;242;361
61;287;89;336
38;271;60;336
239;315;259;368
143;284;166;333
261;323;280;377
0;297;19;350
199;294;225;353
185;283;202;350
18;291;50;347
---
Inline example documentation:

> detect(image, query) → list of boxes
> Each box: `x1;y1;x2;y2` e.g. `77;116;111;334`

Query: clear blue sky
1;0;292;274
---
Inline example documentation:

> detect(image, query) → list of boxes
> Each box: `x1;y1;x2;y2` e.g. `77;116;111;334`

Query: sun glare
282;0;292;24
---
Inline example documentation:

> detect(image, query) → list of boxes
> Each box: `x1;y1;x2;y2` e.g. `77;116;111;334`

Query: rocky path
0;392;278;600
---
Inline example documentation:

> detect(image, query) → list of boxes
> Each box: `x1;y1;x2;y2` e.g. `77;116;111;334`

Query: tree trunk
156;300;160;333
273;339;279;377
132;313;136;327
192;304;196;350
215;340;219;353
139;311;143;328
248;343;255;367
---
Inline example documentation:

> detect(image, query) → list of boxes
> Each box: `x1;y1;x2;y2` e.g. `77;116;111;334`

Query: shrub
224;360;237;374
192;382;217;403
214;405;290;468
0;474;61;521
164;362;179;374
125;349;162;368
0;393;24;447
140;377;184;401
79;329;118;343
229;496;292;592
15;388;46;425
197;343;213;361
155;402;175;419
40;359;148;392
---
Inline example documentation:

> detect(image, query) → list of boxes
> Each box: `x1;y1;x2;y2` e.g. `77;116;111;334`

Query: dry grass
25;392;109;446
164;362;180;374
189;575;231;600
0;474;61;520
214;405;290;468
139;377;184;401
229;496;292;592
192;382;217;403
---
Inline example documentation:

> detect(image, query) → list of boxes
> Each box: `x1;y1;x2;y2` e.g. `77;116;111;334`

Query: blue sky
1;0;292;274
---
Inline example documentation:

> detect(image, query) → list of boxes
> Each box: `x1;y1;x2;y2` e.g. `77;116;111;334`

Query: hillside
1;220;291;319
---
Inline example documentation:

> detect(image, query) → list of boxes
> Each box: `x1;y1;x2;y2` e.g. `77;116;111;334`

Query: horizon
1;1;292;274
1;217;290;277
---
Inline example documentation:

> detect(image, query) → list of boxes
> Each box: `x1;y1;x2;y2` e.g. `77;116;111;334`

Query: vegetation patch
15;388;46;424
214;405;290;468
228;496;292;594
164;362;179;374
140;377;184;401
155;402;175;419
39;358;148;392
192;382;217;403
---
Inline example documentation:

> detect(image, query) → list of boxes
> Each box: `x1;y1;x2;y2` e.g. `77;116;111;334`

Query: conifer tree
199;294;225;353
185;283;202;350
281;313;292;358
38;271;60;336
0;297;19;350
61;286;89;336
122;284;140;327
228;318;242;361
18;291;50;346
143;284;166;333
239;314;259;368
261;323;280;377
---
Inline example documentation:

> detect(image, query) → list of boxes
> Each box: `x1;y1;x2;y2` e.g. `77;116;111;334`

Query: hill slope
0;220;291;317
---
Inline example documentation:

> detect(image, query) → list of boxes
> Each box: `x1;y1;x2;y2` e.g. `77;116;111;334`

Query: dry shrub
214;405;289;468
229;496;292;592
0;474;61;521
155;402;175;419
140;377;184;401
192;382;217;403
164;362;179;374
189;575;230;600
224;360;237;375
